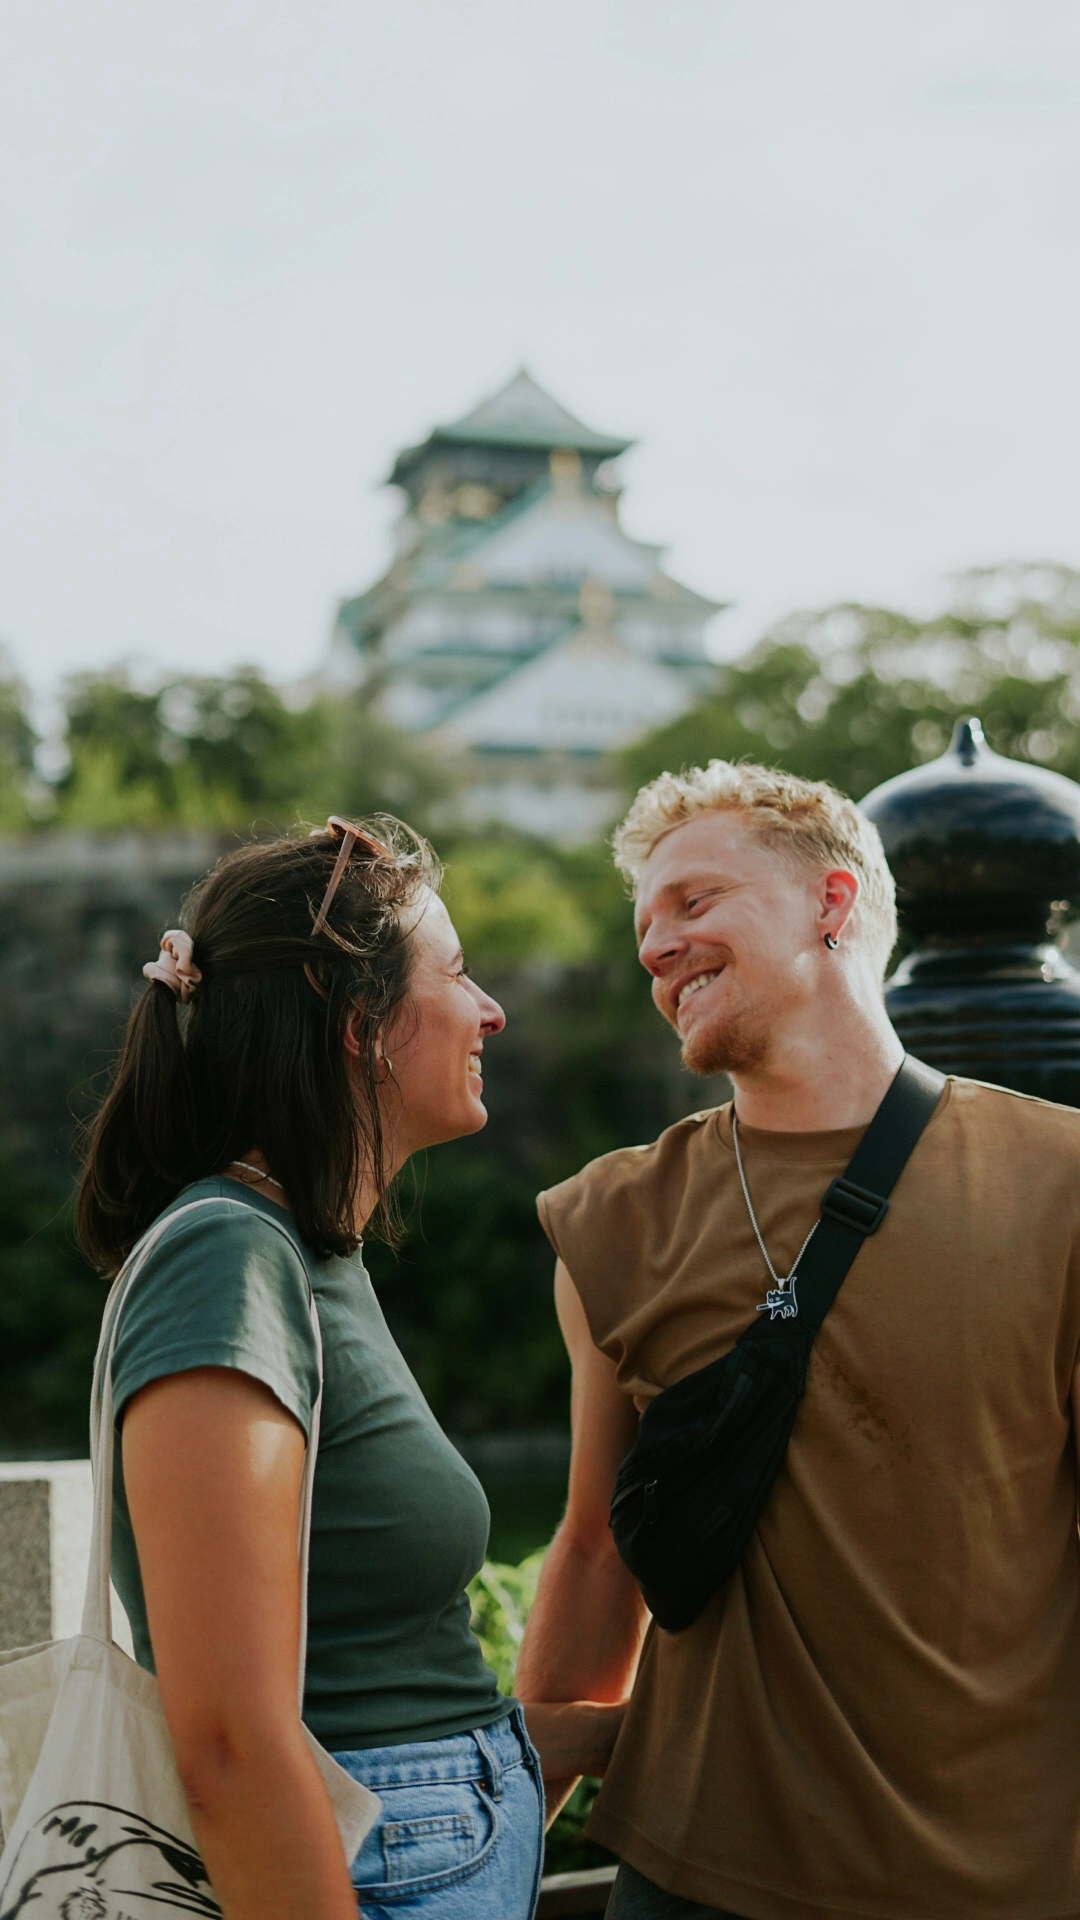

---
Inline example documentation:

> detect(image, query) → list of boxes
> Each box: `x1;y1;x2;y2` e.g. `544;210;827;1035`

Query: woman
77;815;620;1920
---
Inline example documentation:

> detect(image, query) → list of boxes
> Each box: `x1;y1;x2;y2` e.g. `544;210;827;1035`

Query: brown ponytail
76;817;440;1273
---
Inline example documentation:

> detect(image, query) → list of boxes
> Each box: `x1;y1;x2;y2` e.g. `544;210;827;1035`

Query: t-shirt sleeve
537;1112;724;1357
538;1157;641;1278
537;1157;644;1350
535;1185;566;1261
110;1201;321;1435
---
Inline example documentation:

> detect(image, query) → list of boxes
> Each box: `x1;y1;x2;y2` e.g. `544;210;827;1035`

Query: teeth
677;972;719;1010
467;1058;482;1075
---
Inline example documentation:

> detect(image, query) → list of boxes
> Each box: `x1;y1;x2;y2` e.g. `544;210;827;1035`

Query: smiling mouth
675;969;723;1011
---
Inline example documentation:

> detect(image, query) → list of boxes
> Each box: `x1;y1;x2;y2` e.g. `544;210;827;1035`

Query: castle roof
389;369;630;485
434;622;694;756
341;473;719;635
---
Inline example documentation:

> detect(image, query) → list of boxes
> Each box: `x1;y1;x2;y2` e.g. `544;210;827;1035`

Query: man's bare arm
517;1259;649;1821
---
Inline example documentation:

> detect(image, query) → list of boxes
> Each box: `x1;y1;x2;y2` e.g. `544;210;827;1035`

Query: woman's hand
123;1366;360;1920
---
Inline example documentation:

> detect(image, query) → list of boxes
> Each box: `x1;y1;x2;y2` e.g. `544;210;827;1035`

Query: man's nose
637;920;684;976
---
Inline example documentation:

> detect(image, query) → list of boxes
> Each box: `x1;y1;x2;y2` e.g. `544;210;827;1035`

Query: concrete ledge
0;1461;133;1654
0;830;220;885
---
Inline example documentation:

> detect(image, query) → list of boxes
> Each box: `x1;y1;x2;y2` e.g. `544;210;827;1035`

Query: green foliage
0;1164;103;1448
307;695;453;829
467;1552;611;1876
366;832;708;1436
543;1777;609;1876
621;563;1080;801
468;1552;545;1693
48;668;451;833
364;828;712;1439
55;670;320;827
366;1141;570;1432
441;841;599;969
0;653;38;831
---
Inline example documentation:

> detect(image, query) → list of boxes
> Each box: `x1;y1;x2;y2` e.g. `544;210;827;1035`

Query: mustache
659;949;737;1015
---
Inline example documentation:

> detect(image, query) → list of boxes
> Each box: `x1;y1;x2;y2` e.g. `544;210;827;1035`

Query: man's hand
516;1261;648;1825
522;1700;628;1781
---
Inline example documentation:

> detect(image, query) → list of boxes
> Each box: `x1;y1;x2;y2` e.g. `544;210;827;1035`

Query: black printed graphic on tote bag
0;1801;222;1920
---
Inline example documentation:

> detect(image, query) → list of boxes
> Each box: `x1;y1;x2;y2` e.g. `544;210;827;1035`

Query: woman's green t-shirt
109;1178;509;1752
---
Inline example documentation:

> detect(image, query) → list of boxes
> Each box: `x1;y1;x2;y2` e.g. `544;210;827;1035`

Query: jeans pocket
352;1779;500;1898
383;1811;476;1884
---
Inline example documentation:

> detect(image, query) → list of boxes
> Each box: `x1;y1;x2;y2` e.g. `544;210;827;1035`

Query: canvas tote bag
0;1197;379;1919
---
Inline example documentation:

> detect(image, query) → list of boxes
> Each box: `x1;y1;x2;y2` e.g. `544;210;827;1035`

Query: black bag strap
743;1053;946;1345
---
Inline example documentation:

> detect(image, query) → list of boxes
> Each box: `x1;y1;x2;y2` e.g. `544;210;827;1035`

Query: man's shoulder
537;1106;726;1242
551;1104;724;1194
918;1075;1080;1214
945;1073;1080;1144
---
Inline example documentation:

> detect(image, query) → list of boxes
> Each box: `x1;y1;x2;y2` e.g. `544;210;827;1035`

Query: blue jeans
336;1707;544;1919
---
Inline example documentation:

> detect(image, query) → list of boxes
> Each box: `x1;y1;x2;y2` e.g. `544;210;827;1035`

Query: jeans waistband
337;1707;532;1797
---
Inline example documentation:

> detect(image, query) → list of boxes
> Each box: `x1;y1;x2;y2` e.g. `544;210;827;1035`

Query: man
516;759;1080;1920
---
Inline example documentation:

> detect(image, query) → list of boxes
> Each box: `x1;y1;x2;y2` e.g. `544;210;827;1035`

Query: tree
310;696;454;831
0;1162;103;1447
620;564;1080;801
0;649;37;831
49;668;452;833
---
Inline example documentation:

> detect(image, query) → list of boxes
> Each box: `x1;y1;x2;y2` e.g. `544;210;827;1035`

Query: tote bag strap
83;1196;324;1712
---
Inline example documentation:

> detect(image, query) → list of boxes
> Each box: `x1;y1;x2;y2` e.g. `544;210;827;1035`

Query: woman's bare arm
516;1261;648;1824
122;1366;360;1920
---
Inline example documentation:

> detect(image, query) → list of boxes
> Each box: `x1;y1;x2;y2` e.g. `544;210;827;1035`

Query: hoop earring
824;933;839;950
379;1057;395;1083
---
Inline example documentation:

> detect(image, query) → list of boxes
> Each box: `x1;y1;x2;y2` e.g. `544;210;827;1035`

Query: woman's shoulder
110;1179;321;1432
150;1176;307;1252
133;1179;315;1311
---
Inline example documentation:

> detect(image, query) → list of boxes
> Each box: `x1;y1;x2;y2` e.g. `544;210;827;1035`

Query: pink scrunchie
143;929;202;1003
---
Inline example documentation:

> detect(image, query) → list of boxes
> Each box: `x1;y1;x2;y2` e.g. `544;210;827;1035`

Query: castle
325;370;723;840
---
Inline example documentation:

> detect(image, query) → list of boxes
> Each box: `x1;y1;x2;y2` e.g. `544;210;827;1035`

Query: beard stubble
679;999;773;1078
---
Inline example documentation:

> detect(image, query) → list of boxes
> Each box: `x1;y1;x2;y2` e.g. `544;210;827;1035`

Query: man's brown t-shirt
537;1078;1080;1920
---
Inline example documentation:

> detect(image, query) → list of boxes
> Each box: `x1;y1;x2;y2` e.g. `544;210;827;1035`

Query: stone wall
0;833;222;1169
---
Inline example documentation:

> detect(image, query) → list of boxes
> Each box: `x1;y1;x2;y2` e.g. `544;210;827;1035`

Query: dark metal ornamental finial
952;715;983;766
860;717;1080;1106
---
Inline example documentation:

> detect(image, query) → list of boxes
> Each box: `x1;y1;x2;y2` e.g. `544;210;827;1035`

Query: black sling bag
608;1054;945;1633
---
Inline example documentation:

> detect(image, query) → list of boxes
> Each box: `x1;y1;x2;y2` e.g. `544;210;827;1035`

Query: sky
1;0;1078;695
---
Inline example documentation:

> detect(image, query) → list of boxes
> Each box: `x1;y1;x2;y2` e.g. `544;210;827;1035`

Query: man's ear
819;867;859;943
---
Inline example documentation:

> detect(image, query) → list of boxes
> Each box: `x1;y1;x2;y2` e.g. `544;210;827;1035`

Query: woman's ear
343;1005;364;1061
344;1008;394;1082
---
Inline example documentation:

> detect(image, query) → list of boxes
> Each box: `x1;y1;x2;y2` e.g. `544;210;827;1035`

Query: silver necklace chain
229;1159;285;1192
731;1112;819;1291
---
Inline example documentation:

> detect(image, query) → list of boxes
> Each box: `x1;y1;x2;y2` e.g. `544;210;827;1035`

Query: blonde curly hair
613;760;897;977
